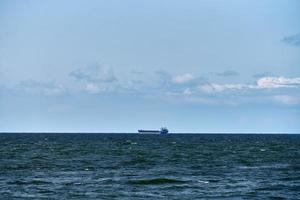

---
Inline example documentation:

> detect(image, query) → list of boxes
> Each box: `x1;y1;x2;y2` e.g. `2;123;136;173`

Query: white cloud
183;88;192;95
198;76;300;93
18;80;65;96
84;82;117;94
70;64;117;83
198;83;250;93
85;83;101;94
68;64;120;94
43;84;65;96
172;73;194;84
257;76;300;89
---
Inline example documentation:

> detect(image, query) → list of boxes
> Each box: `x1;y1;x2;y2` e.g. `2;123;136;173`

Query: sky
0;0;300;133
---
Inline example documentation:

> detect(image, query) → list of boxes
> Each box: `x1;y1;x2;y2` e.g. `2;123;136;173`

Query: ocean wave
238;163;290;170
127;178;188;185
7;179;51;185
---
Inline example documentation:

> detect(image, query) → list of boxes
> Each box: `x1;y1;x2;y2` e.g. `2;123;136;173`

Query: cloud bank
10;65;300;106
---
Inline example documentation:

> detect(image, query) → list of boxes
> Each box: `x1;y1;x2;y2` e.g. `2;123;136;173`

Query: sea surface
0;133;299;199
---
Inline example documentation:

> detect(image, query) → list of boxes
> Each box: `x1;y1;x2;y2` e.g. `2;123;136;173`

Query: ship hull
138;129;168;134
138;130;160;134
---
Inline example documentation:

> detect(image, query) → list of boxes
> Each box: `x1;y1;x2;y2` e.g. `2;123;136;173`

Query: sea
0;133;299;199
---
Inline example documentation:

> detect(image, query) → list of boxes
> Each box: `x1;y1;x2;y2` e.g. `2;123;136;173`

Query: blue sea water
0;133;299;199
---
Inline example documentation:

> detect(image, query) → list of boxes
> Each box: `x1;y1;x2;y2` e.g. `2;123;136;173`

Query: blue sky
0;0;300;133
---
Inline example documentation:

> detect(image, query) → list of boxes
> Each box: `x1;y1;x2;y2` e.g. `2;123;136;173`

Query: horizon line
0;132;299;134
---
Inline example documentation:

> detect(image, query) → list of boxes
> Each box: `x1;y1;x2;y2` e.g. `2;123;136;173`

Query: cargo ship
138;127;169;134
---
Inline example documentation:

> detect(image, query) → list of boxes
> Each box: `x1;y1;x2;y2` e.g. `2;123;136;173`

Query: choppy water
0;133;299;199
